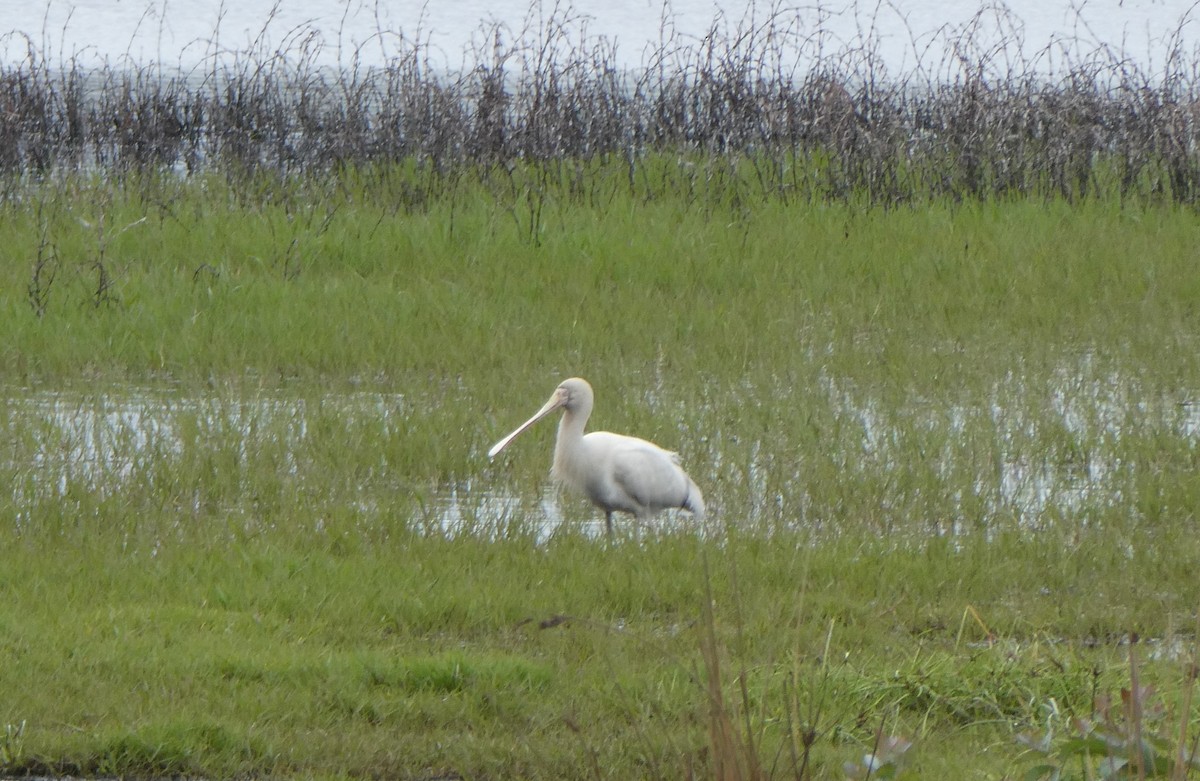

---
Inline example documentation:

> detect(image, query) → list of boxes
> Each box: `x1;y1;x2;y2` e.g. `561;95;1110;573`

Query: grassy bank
0;166;1198;778
1;526;1195;779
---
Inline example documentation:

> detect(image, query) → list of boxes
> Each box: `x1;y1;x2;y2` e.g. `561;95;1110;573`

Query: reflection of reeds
3;2;1200;204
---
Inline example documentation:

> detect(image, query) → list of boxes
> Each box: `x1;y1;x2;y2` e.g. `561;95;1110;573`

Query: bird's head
554;377;593;412
487;377;594;459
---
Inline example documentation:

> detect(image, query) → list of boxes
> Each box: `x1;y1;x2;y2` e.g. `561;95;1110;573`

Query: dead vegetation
1;2;1199;205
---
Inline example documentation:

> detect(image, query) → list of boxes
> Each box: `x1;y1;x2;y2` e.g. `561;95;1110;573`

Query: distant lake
0;0;1196;75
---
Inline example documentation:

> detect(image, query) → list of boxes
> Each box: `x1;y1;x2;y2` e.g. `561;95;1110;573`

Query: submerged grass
0;160;1199;777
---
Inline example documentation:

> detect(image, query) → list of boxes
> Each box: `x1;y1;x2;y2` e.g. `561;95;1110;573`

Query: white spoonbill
488;377;706;534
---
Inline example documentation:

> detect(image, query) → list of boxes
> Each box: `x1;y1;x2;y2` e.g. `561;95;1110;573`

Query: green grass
0;528;1194;778
0;163;1198;778
4;173;1199;384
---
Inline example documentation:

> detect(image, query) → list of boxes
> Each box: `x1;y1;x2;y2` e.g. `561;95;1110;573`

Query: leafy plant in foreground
1019;644;1200;780
0;720;25;768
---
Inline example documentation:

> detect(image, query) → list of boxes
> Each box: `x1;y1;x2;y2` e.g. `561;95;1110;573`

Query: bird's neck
554;410;588;446
553;409;588;468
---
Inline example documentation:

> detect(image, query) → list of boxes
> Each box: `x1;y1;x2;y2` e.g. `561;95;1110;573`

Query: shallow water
5;368;1195;540
0;0;1193;74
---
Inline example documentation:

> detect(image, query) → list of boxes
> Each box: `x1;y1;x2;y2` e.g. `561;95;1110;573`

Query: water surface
0;0;1193;74
5;366;1194;541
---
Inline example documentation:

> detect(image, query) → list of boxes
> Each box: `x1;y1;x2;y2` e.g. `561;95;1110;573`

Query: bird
488;377;706;534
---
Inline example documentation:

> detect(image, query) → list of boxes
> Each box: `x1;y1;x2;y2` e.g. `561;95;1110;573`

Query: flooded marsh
5;347;1198;544
2;18;1200;769
3;217;1200;778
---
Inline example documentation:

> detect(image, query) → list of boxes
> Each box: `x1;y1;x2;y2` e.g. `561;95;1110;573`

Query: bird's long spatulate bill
487;394;564;458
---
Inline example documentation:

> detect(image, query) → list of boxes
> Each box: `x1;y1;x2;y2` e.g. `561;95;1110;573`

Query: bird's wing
607;437;687;511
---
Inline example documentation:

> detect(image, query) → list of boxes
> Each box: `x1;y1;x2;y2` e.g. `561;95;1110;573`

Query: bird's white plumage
489;377;705;532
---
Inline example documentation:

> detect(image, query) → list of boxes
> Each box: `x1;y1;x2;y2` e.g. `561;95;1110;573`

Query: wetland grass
0;514;1196;778
1;170;1200;777
2;4;1200;775
2;179;1198;383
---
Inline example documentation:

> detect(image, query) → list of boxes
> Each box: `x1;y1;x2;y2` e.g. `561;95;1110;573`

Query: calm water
0;0;1195;73
5;374;1196;539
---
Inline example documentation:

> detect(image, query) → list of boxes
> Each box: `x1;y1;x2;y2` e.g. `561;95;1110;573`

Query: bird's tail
682;478;706;520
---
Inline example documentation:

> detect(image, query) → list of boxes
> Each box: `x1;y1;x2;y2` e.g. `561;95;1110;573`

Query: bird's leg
605;510;614;537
